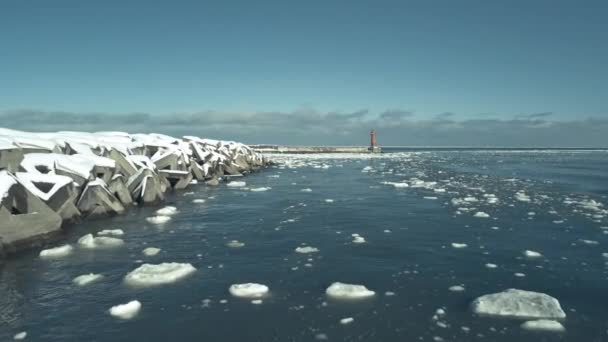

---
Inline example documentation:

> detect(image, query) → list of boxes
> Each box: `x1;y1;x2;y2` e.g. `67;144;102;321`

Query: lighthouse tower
369;129;381;153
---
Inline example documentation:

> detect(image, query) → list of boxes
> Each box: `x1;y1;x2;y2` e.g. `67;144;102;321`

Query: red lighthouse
369;129;381;153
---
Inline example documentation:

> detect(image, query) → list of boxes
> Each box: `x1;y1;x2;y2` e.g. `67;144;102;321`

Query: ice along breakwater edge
0;127;271;258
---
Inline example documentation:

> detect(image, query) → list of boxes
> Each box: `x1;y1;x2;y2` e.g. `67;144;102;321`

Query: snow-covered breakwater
0;128;270;257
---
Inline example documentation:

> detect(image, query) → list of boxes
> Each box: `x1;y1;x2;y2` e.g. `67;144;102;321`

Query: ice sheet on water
39;244;73;259
449;285;465;292
226;240;245;248
109;300;141;320
515;191;531;202
146;215;171;224
227;181;246;187
524;250;543;258
192;199;206;203
451;243;468;249
301;188;313;192
73;273;103;286
97;229;124;236
326;282;375;299
520;319;565;332
13;332;27;340
78;234;124;249
142;247;161;256
472;289;566;319
352;234;366;244
340;317;354;325
124;263;196;287
474;211;490;218
229;283;269;298
250;187;271;192
295;246;319;254
156;206;178;216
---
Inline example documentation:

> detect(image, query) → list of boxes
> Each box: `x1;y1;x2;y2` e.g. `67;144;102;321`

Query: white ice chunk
39;244;73;259
229;283;269;298
326;282;375;299
515;191;531;202
124;263;196;287
226;240;245;248
449;285;465;292
524;250;543;258
485;263;498;269
192;199;206;204
474;211;490;218
109;300;141;320
77;234;124;249
352;236;366;244
13;332;27;340
142;247;161;256
340;317;354;325
520;319;565;333
156;206;178;216
295;246;319;254
146;215;171;224
73;273;103;286
227;181;246;187
250;187;271;192
301;188;313;192
451;243;468;249
472;289;566;319
324;199;334;203
97;229;124;236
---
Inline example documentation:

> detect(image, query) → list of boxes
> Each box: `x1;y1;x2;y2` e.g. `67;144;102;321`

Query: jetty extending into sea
0;128;270;258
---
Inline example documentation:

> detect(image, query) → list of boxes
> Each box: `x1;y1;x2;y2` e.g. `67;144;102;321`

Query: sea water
1;150;607;341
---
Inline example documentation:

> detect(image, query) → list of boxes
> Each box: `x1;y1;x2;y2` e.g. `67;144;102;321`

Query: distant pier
252;145;381;154
253;129;383;154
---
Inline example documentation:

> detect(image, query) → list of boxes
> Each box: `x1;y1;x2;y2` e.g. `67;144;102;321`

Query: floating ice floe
97;229;124;236
524;250;543;258
39;244;73;259
382;181;409;188
295;246;319;254
250;187;271;192
326;282;375;299
142;247;161;256
146;215;171;224
77;234;124;249
515;272;526;277
251;299;263;305
520;319;565;332
485;263;498;269
124;263;196;287
424;196;438;200
13;332;27;340
156;206;178;216
109;300;141;320
226;240;245;248
451;243;468;249
192;199;206;204
580;239;599;245
340;317;354;325
324;199;334;203
229;283;269;298
301;188;313;192
472;289;566;319
515;191;531;202
227;181;246;187
474;211;490;218
73;273;103;286
352;234;366;244
449;285;465;292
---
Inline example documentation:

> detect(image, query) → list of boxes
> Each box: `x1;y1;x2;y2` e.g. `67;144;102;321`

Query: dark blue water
1;150;608;341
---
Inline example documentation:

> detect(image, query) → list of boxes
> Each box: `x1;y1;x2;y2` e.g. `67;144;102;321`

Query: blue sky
1;0;607;145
